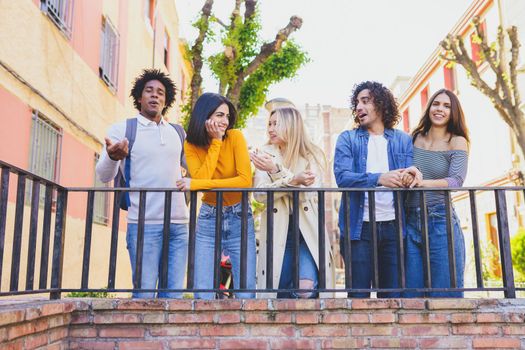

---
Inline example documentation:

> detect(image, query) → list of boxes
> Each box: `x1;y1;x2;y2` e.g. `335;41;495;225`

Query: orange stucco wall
60;132;96;219
116;0;129;105
0;87;33;203
71;0;103;77
0;87;32;169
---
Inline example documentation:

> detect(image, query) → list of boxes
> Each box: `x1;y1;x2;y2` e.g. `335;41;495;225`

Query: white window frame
99;16;120;92
41;0;74;39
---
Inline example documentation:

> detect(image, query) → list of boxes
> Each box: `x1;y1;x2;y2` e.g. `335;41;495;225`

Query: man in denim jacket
334;81;413;298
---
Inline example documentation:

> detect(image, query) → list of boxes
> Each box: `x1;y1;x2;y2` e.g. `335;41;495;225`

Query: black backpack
114;118;188;210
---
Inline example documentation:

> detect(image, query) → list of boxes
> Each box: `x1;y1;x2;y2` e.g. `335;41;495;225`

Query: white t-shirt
363;134;395;222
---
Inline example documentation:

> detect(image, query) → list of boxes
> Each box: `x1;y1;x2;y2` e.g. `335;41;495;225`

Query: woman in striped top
402;89;469;297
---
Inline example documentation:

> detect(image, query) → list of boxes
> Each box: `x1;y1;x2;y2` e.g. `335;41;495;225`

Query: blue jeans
404;204;465;297
340;221;400;298
277;221;318;299
193;203;256;299
126;223;188;298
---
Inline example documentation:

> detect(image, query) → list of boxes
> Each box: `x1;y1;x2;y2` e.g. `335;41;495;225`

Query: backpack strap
122;118;138;209
170;123;188;173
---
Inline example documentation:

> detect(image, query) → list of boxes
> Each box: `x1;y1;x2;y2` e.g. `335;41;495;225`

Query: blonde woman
250;107;334;298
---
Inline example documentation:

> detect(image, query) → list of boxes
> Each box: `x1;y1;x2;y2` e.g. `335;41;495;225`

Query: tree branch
244;0;257;22
442;34;514;127
475;17;509;103
228;15;303;104
508;26;522;111
211;15;228;29
189;0;214;110
494;25;513;104
230;0;242;29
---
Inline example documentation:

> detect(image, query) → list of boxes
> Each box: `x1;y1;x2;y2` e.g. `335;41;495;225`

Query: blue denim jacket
334;127;413;240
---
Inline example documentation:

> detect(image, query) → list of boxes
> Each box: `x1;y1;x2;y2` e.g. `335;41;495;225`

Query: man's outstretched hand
105;137;129;161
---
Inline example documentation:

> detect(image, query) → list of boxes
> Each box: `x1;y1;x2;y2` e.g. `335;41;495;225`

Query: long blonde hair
268;107;326;171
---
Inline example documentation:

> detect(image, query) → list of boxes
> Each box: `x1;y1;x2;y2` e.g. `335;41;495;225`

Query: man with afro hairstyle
96;69;188;298
334;81;415;298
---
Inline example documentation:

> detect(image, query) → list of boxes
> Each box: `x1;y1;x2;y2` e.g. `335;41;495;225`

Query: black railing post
10;174;26;292
368;190;379;289
134;191;147;293
469;190;483;289
159;191;172;290
495;190;516;298
343;191;352;296
292;191;300;292
213;192;223;291
81;190;95;290
50;189;68;299
186;191;197;289
444;191;457;288
240;191;248;290
26;180;41;291
419;191;431;289
317;190;326;290
265;191;274;289
394;191;406;289
0;167;9;290
107;190;121;289
39;184;53;290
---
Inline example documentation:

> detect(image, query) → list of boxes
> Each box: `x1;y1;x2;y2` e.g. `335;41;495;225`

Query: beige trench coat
253;144;335;297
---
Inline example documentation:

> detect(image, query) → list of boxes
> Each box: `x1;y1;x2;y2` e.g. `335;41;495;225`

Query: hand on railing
401;166;423;188
176;178;191;191
378;170;406;188
105;137;129;161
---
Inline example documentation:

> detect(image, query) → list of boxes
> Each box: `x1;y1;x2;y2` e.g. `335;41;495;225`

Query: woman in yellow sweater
176;92;255;299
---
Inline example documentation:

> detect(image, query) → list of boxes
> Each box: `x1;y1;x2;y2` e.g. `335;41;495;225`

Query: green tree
183;0;309;128
440;16;525;158
511;227;525;281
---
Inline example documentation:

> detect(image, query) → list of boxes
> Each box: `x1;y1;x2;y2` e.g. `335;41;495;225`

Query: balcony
1;159;524;348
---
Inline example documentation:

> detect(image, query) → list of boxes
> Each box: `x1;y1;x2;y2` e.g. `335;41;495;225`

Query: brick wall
1;298;525;349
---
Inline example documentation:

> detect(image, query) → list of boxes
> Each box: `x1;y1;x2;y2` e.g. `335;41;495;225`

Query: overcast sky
175;0;472;108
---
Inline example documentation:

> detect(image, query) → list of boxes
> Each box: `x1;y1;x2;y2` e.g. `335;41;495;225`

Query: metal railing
0;159;521;299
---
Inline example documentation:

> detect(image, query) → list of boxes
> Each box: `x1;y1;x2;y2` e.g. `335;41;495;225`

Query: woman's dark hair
186;92;237;147
130;69;176;116
350;81;400;129
412;88;470;143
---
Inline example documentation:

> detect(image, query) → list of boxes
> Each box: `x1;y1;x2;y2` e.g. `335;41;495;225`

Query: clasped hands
249;152;315;186
378;166;422;188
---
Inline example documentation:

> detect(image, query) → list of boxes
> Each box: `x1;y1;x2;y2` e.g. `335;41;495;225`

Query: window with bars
41;0;74;39
27;112;62;204
29;112;62;182
93;154;109;225
99;16;120;92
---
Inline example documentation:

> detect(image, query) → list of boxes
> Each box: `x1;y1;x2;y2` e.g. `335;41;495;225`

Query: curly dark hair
130;69;177;116
350;81;400;129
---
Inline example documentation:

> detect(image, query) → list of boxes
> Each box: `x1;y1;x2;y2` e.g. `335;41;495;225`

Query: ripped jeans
404;203;465;298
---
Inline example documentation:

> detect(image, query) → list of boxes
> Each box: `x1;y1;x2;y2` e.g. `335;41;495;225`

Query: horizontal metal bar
64;186;525;192
0;159;64;189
